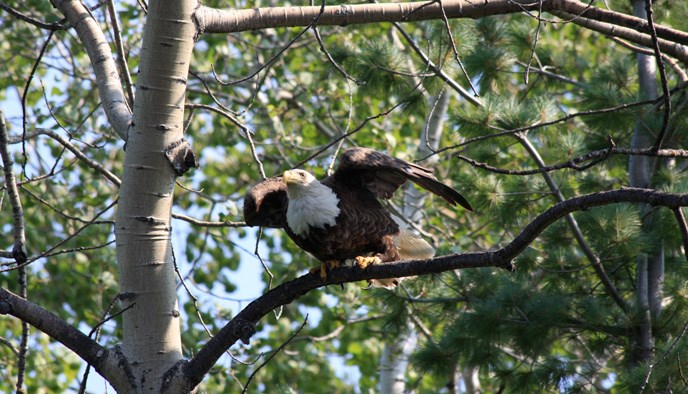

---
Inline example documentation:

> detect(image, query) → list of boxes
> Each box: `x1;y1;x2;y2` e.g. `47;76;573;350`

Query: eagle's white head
283;169;340;236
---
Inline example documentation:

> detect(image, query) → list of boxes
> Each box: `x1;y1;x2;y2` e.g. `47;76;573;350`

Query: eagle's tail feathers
407;169;473;211
367;229;436;289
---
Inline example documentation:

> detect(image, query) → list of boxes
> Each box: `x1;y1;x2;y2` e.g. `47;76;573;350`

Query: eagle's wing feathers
243;176;288;228
335;147;472;211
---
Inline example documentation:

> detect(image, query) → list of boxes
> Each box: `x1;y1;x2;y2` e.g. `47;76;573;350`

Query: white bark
51;0;132;139
379;333;417;394
115;0;197;391
629;0;663;367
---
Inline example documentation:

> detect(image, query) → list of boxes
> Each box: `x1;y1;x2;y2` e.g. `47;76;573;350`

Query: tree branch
557;0;688;44
0;287;134;392
0;111;30;394
456;146;688;176
172;187;688;390
195;0;529;34
194;0;688;61
550;9;688;62
50;0;132;138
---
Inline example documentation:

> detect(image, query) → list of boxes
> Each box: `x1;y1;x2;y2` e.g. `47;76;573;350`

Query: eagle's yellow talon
355;256;381;269
309;260;342;280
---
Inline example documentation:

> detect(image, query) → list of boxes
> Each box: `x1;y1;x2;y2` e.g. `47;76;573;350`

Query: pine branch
515;134;628;313
172;187;688;390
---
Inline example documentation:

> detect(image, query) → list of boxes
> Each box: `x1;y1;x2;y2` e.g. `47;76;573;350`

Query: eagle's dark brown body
243;148;472;269
286;176;400;263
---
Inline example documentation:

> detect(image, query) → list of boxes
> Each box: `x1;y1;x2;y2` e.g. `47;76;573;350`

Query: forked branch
0;287;134;392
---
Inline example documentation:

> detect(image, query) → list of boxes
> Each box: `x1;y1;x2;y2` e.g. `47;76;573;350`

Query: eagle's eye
299;172;306;178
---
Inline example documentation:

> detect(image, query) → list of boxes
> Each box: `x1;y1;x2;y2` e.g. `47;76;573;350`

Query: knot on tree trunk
164;138;199;176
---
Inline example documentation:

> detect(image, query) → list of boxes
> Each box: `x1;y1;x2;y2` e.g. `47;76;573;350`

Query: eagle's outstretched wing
243;176;288;228
243;148;472;228
329;147;473;211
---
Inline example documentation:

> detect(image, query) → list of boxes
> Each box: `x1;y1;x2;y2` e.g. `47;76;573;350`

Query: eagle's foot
309;260;342;280
354;256;381;270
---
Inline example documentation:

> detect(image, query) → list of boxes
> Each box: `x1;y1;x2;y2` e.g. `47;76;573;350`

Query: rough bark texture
114;0;197;391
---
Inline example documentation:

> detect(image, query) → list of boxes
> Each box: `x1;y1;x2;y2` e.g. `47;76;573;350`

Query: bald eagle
243;148;472;287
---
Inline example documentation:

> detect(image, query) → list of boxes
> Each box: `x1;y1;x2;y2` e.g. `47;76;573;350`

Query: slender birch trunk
115;0;197;391
629;0;663;371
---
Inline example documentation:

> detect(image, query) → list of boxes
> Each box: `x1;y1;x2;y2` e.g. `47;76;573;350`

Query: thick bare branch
50;0;132;138
551;10;688;62
195;0;528;34
0;113;27;263
0;287;134;392
557;0;688;44
0;110;30;394
170;188;688;390
195;0;688;62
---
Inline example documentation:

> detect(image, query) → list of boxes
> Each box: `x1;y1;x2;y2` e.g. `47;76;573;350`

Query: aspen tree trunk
629;0;663;368
115;0;196;391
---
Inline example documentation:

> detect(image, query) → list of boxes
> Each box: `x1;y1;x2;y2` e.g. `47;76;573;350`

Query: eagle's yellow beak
283;169;312;187
282;170;296;185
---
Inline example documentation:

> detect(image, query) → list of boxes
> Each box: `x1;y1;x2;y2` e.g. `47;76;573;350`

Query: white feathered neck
285;173;340;236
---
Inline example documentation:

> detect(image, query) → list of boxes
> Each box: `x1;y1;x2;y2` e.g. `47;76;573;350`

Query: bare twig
171;212;245;227
9;128;121;186
184;103;266;179
523;0;544;85
292;78;426;168
436;0;479;96
252;228;275;293
106;0;135;108
392;21;482;106
608;37;688;82
0;200;117;273
640;320;688;393
0;112;30;394
643;0;670;149
0;2;66;30
20;31;55;175
456;146;688;176
312;26;360;84
212;0;327;88
241;316;308;394
79;295;135;394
